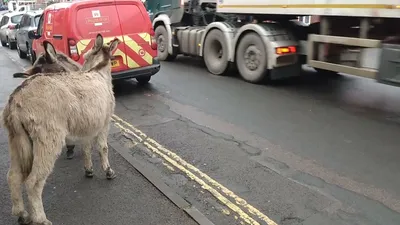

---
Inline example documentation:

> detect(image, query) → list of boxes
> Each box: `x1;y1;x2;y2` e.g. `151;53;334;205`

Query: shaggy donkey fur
3;34;120;225
12;41;83;159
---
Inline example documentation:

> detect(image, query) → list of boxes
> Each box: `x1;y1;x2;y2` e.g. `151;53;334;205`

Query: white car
0;11;24;49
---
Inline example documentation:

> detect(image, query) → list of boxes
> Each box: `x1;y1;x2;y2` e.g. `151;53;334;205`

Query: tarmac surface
1;45;400;225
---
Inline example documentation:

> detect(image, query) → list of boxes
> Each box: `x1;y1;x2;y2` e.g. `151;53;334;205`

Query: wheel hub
157;35;166;52
244;46;261;71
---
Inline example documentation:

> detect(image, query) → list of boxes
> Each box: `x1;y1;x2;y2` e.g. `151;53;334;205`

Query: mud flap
376;44;400;87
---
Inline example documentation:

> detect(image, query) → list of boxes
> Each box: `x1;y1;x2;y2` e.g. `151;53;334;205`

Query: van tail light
68;38;80;61
8;24;16;30
150;29;157;50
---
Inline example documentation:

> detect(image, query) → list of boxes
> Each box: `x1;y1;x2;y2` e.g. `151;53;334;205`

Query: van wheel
136;76;151;85
203;29;229;75
17;42;27;59
8;37;16;50
1;40;6;46
236;33;268;83
155;25;176;61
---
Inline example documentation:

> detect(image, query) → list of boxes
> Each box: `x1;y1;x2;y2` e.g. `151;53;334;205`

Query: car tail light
150;29;157;50
180;0;184;6
68;38;80;61
275;46;297;55
8;24;16;29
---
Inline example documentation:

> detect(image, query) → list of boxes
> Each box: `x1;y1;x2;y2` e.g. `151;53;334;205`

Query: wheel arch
233;24;274;69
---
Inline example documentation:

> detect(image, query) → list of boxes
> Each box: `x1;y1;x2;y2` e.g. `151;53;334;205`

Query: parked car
0;11;24;49
15;10;42;62
28;0;160;84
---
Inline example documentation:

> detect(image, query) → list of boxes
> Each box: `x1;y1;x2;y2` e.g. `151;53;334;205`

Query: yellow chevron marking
77;39;91;55
113;48;127;65
138;32;150;43
127;55;140;68
123;35;153;65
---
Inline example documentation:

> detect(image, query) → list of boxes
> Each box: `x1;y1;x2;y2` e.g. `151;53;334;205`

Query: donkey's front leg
82;140;94;178
96;131;116;180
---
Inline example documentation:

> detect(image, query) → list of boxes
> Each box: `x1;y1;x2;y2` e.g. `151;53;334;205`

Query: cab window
36;15;44;36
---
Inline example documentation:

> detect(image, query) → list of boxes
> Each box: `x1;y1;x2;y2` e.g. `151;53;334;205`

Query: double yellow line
111;114;278;225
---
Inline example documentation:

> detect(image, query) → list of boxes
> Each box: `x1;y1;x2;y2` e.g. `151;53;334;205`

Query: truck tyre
203;29;229;75
155;25;176;61
236;33;268;83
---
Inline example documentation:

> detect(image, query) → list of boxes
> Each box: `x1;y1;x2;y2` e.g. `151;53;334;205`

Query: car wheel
8;37;16;50
28;47;36;65
17;41;27;59
136;75;151;85
1;39;6;47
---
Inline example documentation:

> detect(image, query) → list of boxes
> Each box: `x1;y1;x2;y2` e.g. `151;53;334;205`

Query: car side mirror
15;24;20;29
28;30;39;39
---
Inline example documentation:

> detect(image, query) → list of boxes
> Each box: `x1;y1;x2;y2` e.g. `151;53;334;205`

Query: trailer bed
217;0;400;18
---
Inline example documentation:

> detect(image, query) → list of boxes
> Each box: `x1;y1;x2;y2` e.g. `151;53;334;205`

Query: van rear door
115;0;156;69
71;0;127;72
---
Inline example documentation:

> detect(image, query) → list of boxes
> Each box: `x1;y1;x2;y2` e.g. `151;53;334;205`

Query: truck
144;0;400;86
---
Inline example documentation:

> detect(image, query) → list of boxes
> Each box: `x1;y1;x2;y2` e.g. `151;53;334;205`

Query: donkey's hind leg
65;137;75;160
25;139;63;225
96;130;116;180
7;146;31;224
82;140;94;178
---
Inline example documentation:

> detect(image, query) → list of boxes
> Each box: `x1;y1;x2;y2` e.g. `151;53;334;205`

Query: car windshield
34;15;40;26
11;14;22;24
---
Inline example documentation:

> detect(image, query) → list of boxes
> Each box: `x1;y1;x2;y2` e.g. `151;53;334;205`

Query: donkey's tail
6;112;33;174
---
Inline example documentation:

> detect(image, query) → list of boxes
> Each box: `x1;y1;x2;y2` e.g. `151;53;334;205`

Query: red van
28;0;160;84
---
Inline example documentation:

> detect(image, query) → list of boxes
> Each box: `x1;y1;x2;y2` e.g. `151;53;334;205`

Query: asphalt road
1;45;400;225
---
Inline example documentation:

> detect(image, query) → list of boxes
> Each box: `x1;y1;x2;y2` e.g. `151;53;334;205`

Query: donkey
3;34;120;225
12;41;83;159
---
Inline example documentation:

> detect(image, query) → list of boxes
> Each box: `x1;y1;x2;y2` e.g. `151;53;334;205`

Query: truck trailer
145;0;400;85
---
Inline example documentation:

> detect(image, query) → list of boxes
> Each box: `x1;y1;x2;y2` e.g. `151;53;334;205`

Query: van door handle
53;35;62;40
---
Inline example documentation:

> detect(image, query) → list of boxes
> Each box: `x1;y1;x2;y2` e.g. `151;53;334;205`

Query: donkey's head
13;41;81;78
81;34;120;73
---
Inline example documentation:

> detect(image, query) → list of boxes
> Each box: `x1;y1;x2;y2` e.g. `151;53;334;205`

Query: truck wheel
155;25;176;61
203;29;229;75
236;33;268;83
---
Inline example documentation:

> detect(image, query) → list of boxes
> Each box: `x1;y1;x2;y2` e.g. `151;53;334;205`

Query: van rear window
75;5;122;38
116;4;147;34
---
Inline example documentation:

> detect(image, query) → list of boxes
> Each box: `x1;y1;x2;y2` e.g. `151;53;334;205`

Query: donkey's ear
108;38;120;56
93;34;103;52
43;41;57;62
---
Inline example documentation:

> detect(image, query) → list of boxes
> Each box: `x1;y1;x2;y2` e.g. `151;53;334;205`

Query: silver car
0;11;24;49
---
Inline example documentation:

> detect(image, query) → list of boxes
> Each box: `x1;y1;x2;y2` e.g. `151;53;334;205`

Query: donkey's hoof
33;219;52;225
17;215;31;225
85;168;94;178
106;168;116;180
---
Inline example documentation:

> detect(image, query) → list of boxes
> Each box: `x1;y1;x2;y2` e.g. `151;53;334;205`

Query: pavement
1;44;400;225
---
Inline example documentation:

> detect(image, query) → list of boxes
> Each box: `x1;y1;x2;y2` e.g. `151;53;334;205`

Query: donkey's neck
94;64;113;81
